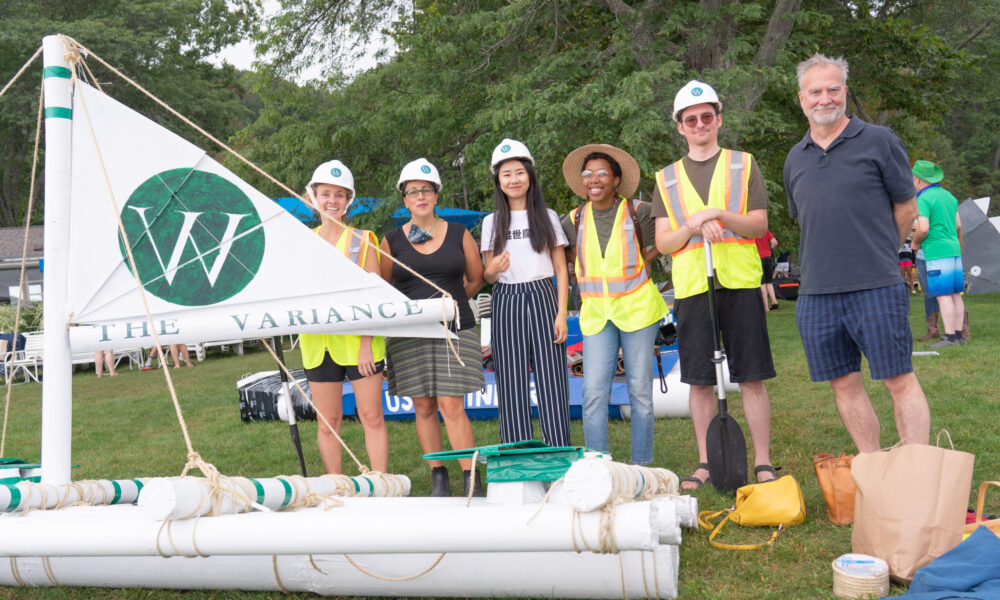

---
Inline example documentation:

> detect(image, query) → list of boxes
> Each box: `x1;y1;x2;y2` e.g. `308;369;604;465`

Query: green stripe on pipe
4;485;20;512
133;479;144;494
111;480;122;504
278;478;292;509
352;477;360;493
45;107;72;119
252;479;265;504
43;66;72;79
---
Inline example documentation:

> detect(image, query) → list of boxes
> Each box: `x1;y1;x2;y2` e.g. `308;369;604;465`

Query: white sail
64;80;452;352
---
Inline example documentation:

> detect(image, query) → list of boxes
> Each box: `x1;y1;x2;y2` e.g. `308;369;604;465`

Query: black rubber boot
463;468;485;497
430;466;450;497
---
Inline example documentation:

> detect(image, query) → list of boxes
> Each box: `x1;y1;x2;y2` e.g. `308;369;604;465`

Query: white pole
40;35;74;484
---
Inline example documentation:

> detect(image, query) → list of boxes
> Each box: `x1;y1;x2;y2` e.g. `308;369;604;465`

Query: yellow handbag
698;475;806;550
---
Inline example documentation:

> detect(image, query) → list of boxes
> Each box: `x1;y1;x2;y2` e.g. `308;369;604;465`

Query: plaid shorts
796;284;913;382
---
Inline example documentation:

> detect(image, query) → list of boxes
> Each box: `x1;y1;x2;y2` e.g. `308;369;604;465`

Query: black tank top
385;222;476;330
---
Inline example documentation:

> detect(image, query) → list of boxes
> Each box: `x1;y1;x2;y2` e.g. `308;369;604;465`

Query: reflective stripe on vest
659;149;749;254
655;149;760;298
336;228;366;266
574;198;650;298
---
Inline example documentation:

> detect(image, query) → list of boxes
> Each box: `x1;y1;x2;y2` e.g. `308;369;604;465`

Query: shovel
703;243;748;493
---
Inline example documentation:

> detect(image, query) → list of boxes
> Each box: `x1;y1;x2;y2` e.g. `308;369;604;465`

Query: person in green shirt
911;160;965;348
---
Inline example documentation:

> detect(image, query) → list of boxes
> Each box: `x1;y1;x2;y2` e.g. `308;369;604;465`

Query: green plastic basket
424;441;590;482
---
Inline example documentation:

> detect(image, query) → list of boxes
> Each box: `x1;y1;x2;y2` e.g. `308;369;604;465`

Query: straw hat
562;144;641;200
912;159;944;184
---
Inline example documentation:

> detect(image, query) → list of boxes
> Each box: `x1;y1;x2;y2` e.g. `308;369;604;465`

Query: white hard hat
491;138;534;173
673;80;722;122
307;159;355;204
397;158;441;192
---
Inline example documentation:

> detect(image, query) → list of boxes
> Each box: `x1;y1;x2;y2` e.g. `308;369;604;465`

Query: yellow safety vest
300;227;386;368
572;198;667;336
655;150;762;299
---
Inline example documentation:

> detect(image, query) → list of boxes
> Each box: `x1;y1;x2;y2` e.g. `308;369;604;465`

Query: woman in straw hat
560;144;667;465
482;139;570;448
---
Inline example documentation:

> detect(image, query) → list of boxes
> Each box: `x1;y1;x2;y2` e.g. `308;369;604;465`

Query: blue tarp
276;196;488;232
885;527;1000;599
348;197;487;231
273;197;317;225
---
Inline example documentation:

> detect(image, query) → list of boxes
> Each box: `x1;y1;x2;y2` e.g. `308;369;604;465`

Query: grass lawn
1;292;998;599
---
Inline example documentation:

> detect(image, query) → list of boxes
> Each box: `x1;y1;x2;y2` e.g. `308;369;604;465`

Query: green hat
912;160;943;184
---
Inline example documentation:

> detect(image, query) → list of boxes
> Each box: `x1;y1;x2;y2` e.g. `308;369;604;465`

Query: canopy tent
957;197;1000;294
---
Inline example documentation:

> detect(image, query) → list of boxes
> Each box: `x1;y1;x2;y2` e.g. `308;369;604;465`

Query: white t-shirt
481;209;568;285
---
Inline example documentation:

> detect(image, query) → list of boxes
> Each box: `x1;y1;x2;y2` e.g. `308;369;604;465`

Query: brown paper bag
813;452;856;525
851;439;974;583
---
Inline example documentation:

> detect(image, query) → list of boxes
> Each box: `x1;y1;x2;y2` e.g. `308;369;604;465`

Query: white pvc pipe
0;501;660;556
329;491;697;536
138;474;411;520
0;546;679;598
1;479;143;512
619;360;739;420
40;34;75;484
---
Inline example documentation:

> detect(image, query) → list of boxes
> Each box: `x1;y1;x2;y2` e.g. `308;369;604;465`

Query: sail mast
40;35;74;484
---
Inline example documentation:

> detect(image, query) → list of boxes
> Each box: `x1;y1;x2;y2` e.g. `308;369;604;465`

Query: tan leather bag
813;452;856;525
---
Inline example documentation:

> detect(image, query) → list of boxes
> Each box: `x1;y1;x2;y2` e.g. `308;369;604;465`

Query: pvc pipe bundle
563;458;679;511
0;466;692;596
1;479;144;513
0;546;680;598
138;473;410;520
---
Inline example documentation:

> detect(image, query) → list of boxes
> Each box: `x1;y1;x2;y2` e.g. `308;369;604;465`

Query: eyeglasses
403;187;436;199
581;169;611;179
683;112;717;127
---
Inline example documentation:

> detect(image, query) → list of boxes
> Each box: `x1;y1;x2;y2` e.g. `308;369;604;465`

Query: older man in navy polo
783;53;930;453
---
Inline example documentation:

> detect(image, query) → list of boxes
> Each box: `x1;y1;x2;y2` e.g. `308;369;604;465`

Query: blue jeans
582;320;658;465
915;253;939;316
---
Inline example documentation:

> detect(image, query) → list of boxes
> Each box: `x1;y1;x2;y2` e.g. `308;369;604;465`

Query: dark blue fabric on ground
884;527;1000;599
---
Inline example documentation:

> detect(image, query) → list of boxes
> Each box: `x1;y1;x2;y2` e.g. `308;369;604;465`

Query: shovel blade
706;413;748;494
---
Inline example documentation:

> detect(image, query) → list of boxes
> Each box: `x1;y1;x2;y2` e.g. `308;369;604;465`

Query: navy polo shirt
783;116;915;294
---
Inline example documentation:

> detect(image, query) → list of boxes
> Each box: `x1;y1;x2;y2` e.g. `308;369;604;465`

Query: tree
245;0;986;246
0;0;258;227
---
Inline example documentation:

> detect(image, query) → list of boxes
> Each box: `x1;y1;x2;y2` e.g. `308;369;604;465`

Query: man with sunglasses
652;80;777;490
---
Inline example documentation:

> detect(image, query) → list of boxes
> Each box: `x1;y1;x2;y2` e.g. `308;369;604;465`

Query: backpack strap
624;198;655;279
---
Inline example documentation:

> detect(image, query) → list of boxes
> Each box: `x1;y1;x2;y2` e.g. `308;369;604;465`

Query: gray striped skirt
385;328;484;398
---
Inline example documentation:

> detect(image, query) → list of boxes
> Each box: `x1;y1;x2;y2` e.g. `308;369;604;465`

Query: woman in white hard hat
379;158;486;497
300;159;388;475
482;139;570;447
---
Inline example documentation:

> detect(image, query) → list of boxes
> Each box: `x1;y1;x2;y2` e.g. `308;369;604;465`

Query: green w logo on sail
119;168;265;306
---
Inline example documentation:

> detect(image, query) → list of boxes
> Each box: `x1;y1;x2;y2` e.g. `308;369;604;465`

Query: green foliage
239;0;996;252
0;301;43;333
0;0;259;227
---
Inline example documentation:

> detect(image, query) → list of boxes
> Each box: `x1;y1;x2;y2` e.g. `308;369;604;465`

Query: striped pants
492;278;570;446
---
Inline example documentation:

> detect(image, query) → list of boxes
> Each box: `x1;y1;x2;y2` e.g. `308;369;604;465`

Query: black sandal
754;464;780;483
681;462;710;490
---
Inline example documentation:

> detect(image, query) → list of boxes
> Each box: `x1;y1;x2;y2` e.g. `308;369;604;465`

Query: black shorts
673;287;776;386
761;256;775;285
304;351;385;383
